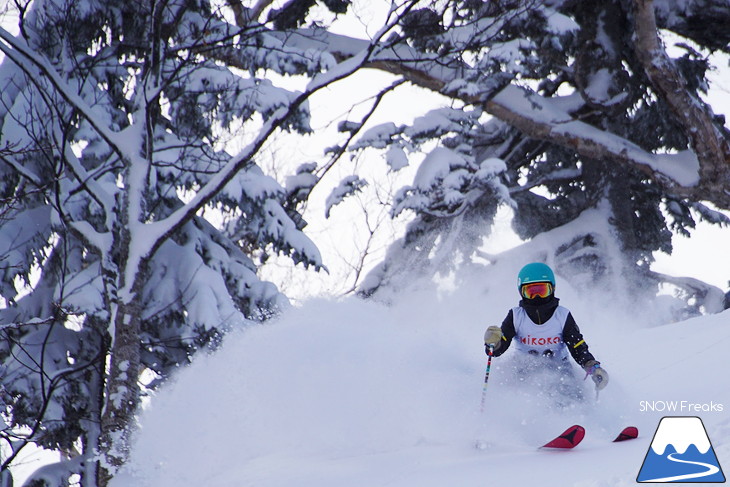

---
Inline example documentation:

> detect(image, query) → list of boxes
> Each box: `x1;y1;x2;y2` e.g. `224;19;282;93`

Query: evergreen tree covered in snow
0;0;361;483
346;0;729;309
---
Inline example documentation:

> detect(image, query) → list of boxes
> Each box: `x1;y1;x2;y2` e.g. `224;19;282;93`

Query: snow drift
110;268;730;487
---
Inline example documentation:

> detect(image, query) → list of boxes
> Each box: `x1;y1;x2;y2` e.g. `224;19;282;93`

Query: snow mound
113;296;484;487
112;291;730;487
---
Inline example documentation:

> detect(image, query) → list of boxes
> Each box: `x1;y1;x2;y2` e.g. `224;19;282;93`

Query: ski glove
583;360;609;390
484;326;502;354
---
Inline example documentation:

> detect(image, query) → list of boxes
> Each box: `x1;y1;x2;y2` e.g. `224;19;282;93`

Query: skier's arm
562;313;596;367
489;310;516;357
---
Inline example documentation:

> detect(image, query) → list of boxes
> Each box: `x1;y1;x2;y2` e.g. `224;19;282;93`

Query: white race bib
512;305;570;359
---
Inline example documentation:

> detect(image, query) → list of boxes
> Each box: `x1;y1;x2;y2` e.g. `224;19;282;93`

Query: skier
483;262;608;400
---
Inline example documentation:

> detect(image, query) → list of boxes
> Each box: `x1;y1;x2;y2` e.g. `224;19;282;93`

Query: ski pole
480;345;495;413
584;363;604;401
594;374;605;401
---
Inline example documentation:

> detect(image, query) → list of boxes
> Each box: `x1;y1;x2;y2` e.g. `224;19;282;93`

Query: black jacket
491;296;595;367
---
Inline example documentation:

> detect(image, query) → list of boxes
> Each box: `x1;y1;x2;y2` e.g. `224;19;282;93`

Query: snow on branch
271;22;730;210
325;175;368;218
149;5;420;260
0;8;410;277
0;28;135;181
647;269;726;315
487;85;701;187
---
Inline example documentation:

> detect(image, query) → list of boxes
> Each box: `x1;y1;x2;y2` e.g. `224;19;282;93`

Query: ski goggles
521;282;553;299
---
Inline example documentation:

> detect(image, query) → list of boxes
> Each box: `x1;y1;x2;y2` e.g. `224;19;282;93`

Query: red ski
613;426;639;442
541;424;585;449
540;425;638;450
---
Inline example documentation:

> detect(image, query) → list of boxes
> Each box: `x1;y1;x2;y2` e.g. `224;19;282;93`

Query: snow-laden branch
0;28;129;161
62;145;116;226
0;56;26;130
508;167;583;195
487;85;701;187
1;5;424;296
0;153;42;187
139;4;420;266
0;28;121;216
647;269;726;314
265;27;465;93
267;25;730;209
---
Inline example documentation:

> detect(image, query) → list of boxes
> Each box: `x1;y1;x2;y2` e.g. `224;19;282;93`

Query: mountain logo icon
637;416;725;483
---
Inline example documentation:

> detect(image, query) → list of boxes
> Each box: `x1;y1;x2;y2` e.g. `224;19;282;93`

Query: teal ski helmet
517;262;555;290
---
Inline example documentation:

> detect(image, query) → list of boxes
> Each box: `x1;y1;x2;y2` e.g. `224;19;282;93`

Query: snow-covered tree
331;0;730;310
0;1;418;485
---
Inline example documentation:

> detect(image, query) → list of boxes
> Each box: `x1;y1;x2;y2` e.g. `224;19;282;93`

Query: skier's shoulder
552;303;574;326
555;304;571;315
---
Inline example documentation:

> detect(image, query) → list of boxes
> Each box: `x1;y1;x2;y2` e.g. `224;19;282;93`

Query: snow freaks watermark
637;416;726;483
639;400;724;413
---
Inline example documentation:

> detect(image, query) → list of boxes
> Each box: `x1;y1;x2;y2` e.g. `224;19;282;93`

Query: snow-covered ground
111;268;730;487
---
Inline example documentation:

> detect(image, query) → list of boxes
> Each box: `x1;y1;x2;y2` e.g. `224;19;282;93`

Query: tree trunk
82;320;107;487
96;209;145;486
97;299;142;487
632;0;730;202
